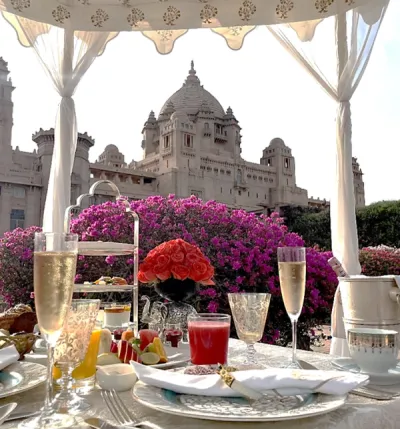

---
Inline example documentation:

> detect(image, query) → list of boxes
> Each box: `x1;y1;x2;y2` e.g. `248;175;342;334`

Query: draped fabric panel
2;14;118;232
267;1;388;356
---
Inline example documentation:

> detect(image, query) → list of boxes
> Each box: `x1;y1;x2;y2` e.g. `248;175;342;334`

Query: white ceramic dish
332;357;400;386
0;361;47;399
97;363;137;392
151;344;191;369
132;382;347;422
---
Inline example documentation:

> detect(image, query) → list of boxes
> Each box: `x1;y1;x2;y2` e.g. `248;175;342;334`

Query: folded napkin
131;362;369;397
0;345;19;371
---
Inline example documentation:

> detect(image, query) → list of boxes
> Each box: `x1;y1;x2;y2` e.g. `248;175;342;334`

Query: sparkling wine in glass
278;247;306;369
19;233;78;429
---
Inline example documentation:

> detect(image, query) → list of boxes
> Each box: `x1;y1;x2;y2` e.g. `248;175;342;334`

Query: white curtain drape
268;1;388;356
2;14;117;232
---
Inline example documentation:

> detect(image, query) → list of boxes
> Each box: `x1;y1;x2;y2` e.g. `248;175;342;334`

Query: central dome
160;61;225;119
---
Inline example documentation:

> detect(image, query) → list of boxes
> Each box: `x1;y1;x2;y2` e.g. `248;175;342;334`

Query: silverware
0;403;17;425
101;390;160;428
351;387;394;400
85;417;125;429
5;409;40;422
297;360;318;370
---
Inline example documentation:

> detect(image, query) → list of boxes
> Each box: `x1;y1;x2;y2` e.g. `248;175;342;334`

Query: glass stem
292;319;297;364
245;343;257;365
55;366;76;406
43;342;55;416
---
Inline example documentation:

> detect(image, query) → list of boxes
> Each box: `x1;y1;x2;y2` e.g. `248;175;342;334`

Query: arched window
204;122;209;129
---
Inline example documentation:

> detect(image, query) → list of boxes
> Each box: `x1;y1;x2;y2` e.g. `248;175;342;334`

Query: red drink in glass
188;314;231;365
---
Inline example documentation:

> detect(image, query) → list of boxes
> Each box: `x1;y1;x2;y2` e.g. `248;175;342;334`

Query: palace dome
160;61;225;119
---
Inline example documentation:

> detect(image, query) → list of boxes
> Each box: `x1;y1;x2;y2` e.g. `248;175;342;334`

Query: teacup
347;328;398;374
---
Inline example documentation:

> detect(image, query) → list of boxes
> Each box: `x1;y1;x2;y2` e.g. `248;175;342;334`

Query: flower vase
155;278;197;341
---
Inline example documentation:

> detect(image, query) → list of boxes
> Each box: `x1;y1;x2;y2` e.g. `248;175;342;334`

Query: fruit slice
121;330;134;342
141;352;160;365
110;341;118;354
139;329;159;351
152;337;168;363
97;353;120;366
117;340;138;364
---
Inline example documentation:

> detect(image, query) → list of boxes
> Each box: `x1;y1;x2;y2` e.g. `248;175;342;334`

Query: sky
0;3;399;205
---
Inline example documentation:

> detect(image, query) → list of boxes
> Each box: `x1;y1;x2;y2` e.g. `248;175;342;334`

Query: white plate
332;358;400;386
152;344;191;369
78;242;137;256
0;361;47;399
74;284;133;293
132;382;347;422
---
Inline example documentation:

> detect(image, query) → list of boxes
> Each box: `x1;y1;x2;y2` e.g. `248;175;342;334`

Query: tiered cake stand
64;180;139;335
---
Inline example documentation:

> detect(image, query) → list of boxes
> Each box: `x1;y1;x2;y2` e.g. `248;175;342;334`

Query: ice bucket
340;276;400;333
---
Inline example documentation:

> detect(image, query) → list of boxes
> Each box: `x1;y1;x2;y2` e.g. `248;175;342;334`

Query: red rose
171;264;190;281
138;261;157;283
180;240;196;254
190;261;209;282
156;270;171;281
186;252;202;266
153;254;171;274
199;265;215;285
171;250;185;263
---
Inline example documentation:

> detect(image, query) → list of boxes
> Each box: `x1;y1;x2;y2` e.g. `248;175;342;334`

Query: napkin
131;362;369;397
0;345;19;371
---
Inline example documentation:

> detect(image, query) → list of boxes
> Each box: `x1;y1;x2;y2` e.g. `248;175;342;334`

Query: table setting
0;228;400;429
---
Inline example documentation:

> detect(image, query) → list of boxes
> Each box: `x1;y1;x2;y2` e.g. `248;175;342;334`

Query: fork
101;390;160;429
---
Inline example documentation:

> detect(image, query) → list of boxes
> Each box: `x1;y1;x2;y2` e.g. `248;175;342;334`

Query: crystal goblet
228;293;271;366
52;299;100;414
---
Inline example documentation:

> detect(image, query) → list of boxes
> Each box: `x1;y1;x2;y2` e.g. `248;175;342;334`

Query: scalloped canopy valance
0;0;374;32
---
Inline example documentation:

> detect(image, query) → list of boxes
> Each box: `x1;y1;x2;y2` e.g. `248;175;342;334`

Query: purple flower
207;300;219;313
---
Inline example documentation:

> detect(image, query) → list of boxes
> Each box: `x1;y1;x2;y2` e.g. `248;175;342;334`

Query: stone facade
0;58;365;236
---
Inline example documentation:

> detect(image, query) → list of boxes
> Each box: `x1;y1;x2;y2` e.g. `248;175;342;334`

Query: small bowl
96;364;137;392
347;328;398;374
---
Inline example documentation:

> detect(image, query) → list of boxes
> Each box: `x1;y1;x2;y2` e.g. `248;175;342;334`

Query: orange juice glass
72;329;102;393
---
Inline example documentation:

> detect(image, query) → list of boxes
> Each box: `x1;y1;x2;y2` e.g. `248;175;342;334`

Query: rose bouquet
138;238;215;286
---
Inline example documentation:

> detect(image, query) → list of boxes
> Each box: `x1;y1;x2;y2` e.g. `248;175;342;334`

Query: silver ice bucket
340;276;400;334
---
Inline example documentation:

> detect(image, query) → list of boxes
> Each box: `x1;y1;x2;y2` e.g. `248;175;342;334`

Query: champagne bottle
328;257;349;278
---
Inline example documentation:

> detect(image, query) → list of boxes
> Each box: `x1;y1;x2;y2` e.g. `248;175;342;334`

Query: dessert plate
132;382;346;422
152;344;191;369
0;362;47;398
332;358;400;386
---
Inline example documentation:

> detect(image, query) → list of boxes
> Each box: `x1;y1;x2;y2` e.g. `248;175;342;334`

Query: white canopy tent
0;0;390;355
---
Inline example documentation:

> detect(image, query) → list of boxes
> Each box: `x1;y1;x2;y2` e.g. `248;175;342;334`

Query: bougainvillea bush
359;247;400;276
0;196;339;349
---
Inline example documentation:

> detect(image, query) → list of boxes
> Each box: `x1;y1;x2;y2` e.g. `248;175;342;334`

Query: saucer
332;358;400;386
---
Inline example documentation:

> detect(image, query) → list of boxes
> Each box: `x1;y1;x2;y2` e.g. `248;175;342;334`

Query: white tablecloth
2;339;400;429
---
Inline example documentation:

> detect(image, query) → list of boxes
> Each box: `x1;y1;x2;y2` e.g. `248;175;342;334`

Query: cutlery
351;387;394;400
85;417;129;429
85;416;159;429
101;390;160;428
5;410;41;422
0;403;17;425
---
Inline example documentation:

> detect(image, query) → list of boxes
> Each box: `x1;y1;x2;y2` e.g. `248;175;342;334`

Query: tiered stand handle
64;180;139;336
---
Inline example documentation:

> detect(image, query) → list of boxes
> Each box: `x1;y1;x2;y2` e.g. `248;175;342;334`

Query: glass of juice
188;314;231;365
71;329;102;394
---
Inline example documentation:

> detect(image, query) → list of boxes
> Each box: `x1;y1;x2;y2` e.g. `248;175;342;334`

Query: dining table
1;339;399;429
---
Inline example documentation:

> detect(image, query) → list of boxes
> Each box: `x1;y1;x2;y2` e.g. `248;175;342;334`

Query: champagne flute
277;247;306;369
19;232;78;429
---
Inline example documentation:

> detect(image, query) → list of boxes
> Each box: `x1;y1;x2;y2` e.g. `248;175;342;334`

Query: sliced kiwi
141;352;160;365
